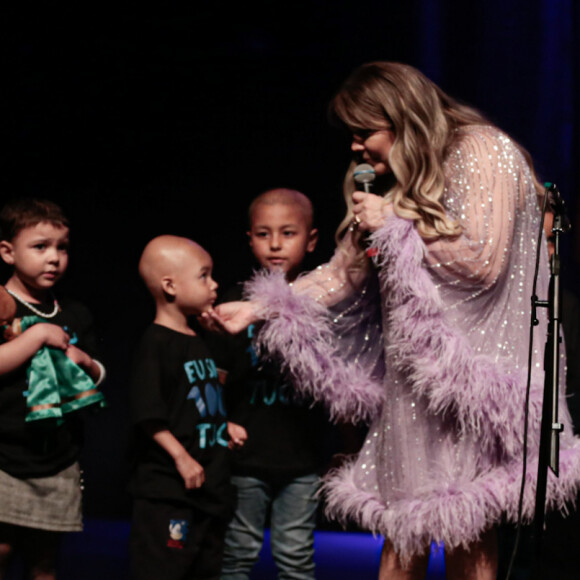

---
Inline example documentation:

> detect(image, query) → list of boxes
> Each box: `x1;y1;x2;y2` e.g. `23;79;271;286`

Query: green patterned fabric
19;316;106;423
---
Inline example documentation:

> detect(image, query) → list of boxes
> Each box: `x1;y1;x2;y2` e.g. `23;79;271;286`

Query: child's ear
160;276;176;297
306;229;318;253
0;241;14;265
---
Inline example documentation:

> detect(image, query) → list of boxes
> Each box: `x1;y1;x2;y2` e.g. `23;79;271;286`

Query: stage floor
7;513;580;578
49;519;447;579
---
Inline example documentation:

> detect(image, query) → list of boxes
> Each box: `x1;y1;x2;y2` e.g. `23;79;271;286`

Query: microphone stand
531;184;569;577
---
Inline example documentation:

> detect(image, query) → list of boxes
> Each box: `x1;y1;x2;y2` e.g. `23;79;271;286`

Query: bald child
128;236;234;580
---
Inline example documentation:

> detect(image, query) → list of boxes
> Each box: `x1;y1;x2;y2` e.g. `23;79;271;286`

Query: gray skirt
0;462;82;532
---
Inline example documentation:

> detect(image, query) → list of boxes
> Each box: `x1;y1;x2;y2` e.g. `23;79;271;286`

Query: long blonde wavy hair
330;61;542;250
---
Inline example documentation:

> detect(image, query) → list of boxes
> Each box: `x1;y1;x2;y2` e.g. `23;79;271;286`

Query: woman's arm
291;227;368;304
213;227;368;334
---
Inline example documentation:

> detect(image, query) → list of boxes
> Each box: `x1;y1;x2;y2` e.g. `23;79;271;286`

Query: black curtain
4;1;579;518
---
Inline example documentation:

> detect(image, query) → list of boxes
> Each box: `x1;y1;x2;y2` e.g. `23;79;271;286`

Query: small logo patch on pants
167;519;189;549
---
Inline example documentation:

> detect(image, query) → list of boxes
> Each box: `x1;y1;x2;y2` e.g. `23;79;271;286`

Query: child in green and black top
0;198;105;580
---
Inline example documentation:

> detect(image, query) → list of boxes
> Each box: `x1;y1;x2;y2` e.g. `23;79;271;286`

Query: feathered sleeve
243;239;384;424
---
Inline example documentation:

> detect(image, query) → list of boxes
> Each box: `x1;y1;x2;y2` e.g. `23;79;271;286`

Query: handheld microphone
353;163;378;260
354;163;376;193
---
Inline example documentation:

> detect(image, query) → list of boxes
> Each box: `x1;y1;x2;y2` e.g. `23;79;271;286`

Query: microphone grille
353;163;376;185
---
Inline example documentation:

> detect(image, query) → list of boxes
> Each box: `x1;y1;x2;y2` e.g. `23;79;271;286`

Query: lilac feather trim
369;217;543;458
244;270;384;423
316;215;580;561
323;442;580;565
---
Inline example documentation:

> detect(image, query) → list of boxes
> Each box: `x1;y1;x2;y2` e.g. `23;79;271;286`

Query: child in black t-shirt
0;198;106;580
128;235;235;580
216;189;325;580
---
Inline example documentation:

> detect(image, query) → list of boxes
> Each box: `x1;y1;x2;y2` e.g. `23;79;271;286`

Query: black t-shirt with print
0;297;100;478
128;324;232;518
206;285;328;481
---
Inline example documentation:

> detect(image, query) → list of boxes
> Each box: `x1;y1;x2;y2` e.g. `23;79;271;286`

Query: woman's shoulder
452;124;518;152
448;124;525;168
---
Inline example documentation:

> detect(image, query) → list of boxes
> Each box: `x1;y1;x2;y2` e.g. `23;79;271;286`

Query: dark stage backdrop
4;1;579;517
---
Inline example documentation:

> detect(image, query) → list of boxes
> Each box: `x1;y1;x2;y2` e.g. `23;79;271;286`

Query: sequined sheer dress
244;125;580;561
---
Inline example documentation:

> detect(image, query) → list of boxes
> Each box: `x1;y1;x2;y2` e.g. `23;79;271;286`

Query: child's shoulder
132;324;179;366
137;323;205;352
58;296;93;320
5;294;94;328
137;323;173;346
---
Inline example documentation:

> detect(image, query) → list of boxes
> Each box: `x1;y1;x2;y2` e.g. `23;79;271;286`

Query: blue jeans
220;473;320;580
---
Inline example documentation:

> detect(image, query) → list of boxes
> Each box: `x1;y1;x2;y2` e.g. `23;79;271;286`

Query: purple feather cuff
243;270;384;423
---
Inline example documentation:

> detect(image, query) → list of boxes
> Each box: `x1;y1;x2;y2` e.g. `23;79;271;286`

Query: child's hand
210;301;258;334
0;323;69;376
30;323;70;350
227;422;248;449
175;453;205;489
65;344;92;368
65;344;103;383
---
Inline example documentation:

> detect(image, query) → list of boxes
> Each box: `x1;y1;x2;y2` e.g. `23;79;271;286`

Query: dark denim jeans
220;474;320;580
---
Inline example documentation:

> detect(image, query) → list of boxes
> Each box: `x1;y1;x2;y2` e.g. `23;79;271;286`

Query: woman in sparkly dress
212;62;580;579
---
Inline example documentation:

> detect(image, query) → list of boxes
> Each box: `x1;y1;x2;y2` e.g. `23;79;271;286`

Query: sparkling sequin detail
298;126;579;553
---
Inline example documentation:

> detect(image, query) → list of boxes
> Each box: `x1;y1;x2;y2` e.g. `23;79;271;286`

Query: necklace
5;288;60;319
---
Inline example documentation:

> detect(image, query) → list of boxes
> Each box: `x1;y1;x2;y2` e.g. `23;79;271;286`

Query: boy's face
0;222;69;297
248;202;317;281
172;245;218;316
